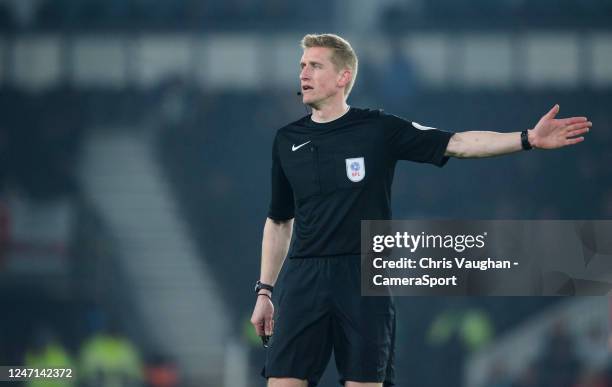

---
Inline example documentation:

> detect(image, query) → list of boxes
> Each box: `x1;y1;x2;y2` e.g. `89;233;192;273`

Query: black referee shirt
268;107;454;259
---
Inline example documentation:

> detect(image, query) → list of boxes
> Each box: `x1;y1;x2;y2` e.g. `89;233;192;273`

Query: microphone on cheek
297;91;302;96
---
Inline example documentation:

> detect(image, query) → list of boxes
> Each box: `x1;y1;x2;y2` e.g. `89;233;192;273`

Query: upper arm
384;114;454;167
268;133;295;220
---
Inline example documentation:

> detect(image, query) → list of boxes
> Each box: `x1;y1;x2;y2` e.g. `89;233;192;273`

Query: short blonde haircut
301;33;358;97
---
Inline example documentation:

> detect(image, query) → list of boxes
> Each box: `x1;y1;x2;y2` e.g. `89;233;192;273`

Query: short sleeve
268;134;295;220
383;113;454;167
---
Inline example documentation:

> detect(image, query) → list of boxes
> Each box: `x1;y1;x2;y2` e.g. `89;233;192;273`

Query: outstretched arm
445;104;592;158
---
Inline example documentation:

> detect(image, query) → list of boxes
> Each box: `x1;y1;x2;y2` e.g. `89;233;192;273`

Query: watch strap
521;130;533;150
255;280;274;293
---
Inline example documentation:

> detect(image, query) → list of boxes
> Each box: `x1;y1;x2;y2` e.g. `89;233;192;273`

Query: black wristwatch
254;280;274;294
521;130;533;150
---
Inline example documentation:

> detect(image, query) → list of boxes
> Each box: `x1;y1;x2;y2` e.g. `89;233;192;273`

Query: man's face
299;47;347;108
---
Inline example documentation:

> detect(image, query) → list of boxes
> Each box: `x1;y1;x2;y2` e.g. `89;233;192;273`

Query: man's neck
311;101;350;123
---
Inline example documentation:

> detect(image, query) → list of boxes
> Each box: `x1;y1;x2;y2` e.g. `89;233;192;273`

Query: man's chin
304;99;321;110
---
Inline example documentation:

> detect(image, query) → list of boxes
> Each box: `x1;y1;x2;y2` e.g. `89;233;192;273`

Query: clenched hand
251;294;274;338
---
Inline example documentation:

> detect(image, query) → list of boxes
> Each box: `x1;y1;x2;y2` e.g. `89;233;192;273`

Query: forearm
445;130;532;158
259;217;293;289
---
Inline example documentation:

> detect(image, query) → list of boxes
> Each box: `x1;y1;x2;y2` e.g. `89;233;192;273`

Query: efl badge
345;157;365;182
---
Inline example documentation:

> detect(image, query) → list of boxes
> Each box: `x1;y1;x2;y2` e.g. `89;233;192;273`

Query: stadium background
0;0;610;386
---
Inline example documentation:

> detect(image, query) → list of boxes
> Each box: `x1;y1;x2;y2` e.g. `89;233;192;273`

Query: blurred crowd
0;72;610;385
0;0;330;31
0;1;610;382
0;0;612;32
0;0;610;31
0;87;84;201
381;0;612;31
483;321;611;387
3;311;179;387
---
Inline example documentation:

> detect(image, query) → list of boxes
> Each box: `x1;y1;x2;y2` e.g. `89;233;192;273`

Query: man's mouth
301;85;313;92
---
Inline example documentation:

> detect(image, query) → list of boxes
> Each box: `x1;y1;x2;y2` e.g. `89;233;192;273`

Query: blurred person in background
426;304;494;384
79;317;144;387
250;32;592;387
144;354;179;387
24;325;75;387
577;322;609;373
535;321;581;387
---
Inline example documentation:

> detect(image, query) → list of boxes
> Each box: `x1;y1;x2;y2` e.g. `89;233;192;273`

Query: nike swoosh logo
292;141;311;151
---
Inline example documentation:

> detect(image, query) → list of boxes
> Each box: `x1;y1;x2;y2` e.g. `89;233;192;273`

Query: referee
250;34;591;387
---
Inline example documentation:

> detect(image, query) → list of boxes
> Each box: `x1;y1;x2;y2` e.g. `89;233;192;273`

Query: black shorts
261;255;396;386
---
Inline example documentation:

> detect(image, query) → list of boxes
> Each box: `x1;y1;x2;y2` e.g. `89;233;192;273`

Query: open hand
530;104;592;149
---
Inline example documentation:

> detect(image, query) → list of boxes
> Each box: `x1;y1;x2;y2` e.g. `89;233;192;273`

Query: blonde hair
301;33;358;97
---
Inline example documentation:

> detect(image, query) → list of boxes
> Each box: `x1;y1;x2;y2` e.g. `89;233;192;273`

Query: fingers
251;299;275;337
561;117;588;125
251;319;265;336
251;313;265;335
265;317;274;336
564;121;592;132
565;136;584;145
563;120;590;146
251;316;274;336
545;104;560;119
566;127;590;139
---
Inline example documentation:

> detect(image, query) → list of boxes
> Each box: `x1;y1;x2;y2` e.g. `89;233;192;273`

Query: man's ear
337;69;352;89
